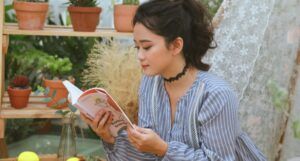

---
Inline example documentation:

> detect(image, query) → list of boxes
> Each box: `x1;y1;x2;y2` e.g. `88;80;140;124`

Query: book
62;80;134;137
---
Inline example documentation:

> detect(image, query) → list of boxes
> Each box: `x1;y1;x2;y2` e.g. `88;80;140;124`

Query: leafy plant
67;0;98;7
123;0;139;5
41;55;73;80
10;75;30;89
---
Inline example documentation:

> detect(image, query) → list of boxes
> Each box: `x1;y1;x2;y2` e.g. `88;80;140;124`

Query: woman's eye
143;46;151;50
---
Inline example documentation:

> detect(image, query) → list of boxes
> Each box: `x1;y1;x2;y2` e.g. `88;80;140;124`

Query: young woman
80;0;266;160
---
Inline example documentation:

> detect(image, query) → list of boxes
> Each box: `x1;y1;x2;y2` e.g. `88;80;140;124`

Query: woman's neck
164;67;198;88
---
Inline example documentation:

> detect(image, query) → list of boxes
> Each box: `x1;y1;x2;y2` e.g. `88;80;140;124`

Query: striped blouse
103;71;267;161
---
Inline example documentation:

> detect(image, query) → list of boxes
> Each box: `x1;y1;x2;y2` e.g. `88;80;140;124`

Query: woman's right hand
80;109;115;144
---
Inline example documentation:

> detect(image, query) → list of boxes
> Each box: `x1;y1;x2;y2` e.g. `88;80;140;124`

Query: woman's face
133;23;175;76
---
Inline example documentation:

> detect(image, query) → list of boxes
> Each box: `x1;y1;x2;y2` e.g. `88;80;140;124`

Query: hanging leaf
44;87;50;96
68;104;77;113
51;89;57;98
57;98;67;105
55;110;70;116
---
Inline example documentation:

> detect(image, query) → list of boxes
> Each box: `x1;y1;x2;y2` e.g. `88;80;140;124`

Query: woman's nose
137;50;145;61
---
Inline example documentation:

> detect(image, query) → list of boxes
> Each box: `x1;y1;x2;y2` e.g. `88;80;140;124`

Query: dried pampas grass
82;39;142;123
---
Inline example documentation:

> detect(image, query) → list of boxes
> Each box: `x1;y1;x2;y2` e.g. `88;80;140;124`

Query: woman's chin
142;70;158;77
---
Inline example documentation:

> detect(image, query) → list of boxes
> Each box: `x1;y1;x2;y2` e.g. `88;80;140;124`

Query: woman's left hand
127;125;168;157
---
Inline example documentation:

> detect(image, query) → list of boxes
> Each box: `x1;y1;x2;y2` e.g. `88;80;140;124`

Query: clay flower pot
114;4;138;32
7;86;32;109
44;79;75;109
13;1;49;30
68;6;102;32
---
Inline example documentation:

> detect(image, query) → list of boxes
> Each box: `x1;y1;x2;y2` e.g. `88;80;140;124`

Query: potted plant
67;0;102;32
114;0;139;32
7;75;32;109
41;55;74;109
13;0;49;30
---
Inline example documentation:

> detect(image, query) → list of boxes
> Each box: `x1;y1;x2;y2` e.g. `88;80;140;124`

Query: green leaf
55;110;64;115
51;90;57;98
57;98;67;105
55;110;70;116
68;104;77;113
44;87;50;96
292;120;300;139
43;97;52;103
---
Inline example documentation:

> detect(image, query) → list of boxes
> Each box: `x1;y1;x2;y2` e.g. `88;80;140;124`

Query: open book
63;80;134;137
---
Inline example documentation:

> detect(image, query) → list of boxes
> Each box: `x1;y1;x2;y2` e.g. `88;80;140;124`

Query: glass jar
57;115;77;161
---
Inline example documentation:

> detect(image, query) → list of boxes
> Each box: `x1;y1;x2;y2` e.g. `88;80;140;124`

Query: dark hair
133;0;215;71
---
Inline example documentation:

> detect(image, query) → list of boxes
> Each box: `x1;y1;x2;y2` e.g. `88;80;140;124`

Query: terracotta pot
114;4;138;32
7;86;32;109
43;79;75;109
13;1;49;30
68;6;102;32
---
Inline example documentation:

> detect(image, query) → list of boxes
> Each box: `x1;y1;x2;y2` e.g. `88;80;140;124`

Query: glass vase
57;115;77;161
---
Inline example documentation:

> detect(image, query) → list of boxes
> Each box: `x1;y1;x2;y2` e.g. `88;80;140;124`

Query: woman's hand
127;125;168;157
80;109;115;144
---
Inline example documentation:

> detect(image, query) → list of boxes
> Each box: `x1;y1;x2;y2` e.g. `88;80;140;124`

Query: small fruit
66;157;80;161
18;151;39;161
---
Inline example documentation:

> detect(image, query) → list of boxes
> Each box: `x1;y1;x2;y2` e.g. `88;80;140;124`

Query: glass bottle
57;114;77;161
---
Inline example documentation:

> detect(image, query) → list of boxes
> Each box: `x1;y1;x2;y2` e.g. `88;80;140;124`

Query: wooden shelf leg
2;35;9;55
0;119;8;158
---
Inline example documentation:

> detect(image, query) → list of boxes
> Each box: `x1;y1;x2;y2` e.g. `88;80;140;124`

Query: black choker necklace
163;65;188;83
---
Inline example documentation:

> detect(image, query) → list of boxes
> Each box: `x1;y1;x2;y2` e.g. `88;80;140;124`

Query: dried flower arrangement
82;39;142;123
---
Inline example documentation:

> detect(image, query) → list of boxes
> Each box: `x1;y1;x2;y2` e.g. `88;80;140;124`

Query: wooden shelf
0;93;62;119
3;23;132;37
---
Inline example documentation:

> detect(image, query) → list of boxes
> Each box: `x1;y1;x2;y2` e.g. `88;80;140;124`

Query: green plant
67;0;98;7
123;0;139;5
10;75;30;89
41;55;73;80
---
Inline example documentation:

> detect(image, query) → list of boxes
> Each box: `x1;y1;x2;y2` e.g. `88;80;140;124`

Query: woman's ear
170;37;184;56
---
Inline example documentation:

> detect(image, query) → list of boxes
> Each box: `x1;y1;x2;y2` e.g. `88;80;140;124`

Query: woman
80;0;267;160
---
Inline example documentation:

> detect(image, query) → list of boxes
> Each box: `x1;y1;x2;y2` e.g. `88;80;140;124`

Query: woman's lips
141;64;149;68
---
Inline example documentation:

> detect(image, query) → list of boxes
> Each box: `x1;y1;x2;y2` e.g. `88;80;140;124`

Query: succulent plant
123;0;139;5
68;0;98;7
11;75;30;89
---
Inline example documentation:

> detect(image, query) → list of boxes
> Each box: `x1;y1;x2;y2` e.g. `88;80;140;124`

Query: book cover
63;80;134;137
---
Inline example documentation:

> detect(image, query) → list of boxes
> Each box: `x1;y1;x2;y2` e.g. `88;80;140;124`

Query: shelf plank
3;23;133;37
0;93;63;119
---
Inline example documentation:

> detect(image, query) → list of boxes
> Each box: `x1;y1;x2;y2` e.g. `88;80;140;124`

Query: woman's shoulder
138;75;160;97
199;71;235;94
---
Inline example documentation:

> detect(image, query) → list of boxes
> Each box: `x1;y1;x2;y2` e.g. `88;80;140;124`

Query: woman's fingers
97;111;111;129
103;113;114;129
91;110;106;129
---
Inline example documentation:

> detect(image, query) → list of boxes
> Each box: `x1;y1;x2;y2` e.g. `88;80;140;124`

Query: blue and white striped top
103;71;266;161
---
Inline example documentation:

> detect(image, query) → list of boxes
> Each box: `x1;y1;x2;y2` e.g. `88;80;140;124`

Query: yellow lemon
66;157;80;161
18;151;39;161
